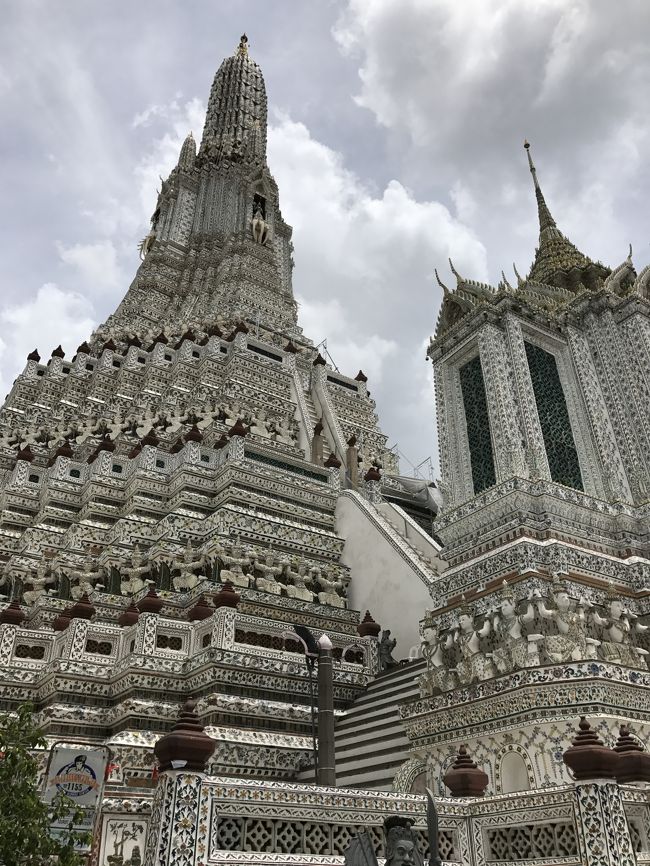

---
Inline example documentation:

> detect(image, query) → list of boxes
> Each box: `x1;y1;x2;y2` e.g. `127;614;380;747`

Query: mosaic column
572;781;636;866
144;701;217;866
142;771;205;866
564;718;637;866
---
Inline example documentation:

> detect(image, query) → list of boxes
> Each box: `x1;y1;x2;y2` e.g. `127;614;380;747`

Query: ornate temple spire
524;140;557;236
523;141;609;291
199;34;267;166
178;131;196;171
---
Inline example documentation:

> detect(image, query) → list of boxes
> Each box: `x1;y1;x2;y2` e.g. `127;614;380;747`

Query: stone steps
298;659;424;791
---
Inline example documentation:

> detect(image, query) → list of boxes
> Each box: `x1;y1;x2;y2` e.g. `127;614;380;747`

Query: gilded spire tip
237;33;249;57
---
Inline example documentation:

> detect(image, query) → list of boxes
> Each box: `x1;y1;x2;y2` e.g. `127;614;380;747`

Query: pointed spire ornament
237;33;249;58
448;258;463;284
513;262;525;287
0;600;26;626
523;141;609;290
524;140;557;235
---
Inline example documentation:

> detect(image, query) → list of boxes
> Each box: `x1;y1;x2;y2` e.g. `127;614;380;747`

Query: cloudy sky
1;0;649;477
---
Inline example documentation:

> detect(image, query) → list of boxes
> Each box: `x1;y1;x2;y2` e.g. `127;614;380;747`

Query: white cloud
0;284;96;402
268;114;487;469
297;297;398;385
333;0;650;282
57;240;124;294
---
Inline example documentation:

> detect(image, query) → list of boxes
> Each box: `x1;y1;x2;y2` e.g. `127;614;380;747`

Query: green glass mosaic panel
524;341;583;490
459;355;496;494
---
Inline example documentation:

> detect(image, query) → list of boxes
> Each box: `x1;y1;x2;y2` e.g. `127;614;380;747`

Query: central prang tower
106;34;297;339
0;38;444;847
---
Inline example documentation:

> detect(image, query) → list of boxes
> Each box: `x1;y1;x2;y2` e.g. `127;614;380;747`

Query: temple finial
434;268;450;296
448;258;463;283
500;270;513;292
523;140;538;191
237;34;249;57
513;262;524;287
523;140;556;234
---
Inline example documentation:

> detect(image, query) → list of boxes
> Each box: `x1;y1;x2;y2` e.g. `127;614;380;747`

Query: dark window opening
459;355;496;495
253;193;266;219
524;341;583;490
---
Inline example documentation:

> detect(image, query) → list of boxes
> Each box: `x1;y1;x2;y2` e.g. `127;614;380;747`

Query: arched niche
500;748;531;794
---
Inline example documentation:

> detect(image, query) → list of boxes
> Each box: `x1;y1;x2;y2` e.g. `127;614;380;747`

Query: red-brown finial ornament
563;717;619;781
69;593;96;621
364;465;381;482
0;600;26;626
118;599;140;628
614;724;650;784
213;580;240;609
357;610;381;638
137;585;164;614
188;594;213;621
443;746;489;797
154;699;216;773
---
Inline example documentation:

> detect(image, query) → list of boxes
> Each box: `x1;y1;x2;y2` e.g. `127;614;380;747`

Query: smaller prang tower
399;142;650;798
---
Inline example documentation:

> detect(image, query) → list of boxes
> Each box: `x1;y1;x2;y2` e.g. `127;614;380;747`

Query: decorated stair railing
311;364;347;465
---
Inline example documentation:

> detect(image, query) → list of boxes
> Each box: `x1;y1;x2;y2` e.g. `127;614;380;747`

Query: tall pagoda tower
401;142;650;803
0;35;444;850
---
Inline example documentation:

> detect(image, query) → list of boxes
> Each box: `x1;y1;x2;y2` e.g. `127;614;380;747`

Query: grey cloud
334;0;650;287
2;0;646;473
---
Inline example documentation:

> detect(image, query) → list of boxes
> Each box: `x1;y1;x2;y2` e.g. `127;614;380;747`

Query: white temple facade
1;35;649;866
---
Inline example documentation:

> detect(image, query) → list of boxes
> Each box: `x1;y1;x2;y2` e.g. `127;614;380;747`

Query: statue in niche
251;199;269;245
252;548;283;595
23;560;56;606
534;578;599;663
67;553;106;600
249;409;271;438
379;630;398;670
449;602;495;684
311;565;345;608
220;534;252;588
490;581;541;673
419;621;456;694
284;559;314;602
171;541;206;593
591;584;649;668
120;545;151;596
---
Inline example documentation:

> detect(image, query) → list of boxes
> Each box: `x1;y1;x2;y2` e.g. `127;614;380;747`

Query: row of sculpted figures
419;577;649;695
1;396;299;454
1;536;349;608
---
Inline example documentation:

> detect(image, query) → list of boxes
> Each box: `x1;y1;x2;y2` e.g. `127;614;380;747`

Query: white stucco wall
335;495;438;656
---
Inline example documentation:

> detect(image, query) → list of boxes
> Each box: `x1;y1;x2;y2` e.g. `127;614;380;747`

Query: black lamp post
288;624;320;781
